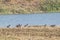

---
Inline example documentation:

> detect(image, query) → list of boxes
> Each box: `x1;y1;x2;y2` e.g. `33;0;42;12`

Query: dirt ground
0;26;60;40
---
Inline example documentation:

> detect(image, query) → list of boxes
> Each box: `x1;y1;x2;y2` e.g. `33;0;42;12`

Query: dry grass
0;0;60;14
0;26;60;40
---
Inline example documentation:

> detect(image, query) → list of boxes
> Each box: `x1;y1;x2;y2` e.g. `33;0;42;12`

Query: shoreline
0;12;60;15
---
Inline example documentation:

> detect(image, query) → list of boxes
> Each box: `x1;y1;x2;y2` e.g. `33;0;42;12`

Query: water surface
0;13;60;28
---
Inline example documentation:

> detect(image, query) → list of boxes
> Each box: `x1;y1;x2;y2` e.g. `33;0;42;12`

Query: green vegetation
0;0;60;14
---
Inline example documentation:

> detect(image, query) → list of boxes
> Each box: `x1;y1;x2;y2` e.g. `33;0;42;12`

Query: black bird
7;25;11;28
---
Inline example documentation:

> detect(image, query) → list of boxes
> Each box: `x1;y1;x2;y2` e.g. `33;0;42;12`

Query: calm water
0;13;60;28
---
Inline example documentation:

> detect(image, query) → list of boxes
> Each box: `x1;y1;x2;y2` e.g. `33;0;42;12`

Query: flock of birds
6;24;56;28
6;24;29;28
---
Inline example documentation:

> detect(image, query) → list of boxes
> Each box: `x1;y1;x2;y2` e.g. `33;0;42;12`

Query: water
0;13;60;28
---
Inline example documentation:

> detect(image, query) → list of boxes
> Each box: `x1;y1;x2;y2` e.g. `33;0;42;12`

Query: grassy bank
0;0;60;14
0;26;60;40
